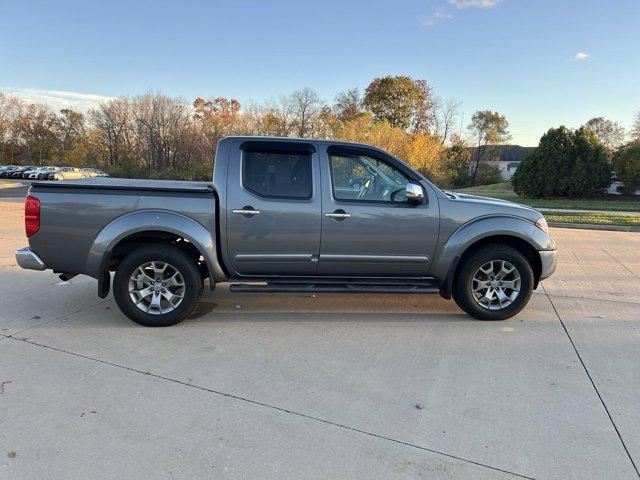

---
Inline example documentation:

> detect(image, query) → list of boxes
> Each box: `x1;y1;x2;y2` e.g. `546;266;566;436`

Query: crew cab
16;136;557;327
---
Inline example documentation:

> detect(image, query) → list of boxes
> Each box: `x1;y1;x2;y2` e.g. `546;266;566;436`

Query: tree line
0;76;480;187
1;75;639;194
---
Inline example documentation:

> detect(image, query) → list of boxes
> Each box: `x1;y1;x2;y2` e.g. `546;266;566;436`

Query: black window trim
241;148;314;201
326;146;426;206
240;140;316;154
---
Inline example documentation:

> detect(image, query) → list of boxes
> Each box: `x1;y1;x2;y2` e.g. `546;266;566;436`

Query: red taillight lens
25;195;40;238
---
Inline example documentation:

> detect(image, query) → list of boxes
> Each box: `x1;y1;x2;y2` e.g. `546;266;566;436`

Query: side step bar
229;283;439;294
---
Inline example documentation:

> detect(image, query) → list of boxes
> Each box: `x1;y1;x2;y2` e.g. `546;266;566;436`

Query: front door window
329;154;409;202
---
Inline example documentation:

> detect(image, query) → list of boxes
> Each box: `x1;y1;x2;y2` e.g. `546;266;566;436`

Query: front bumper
539;250;557;279
15;247;46;271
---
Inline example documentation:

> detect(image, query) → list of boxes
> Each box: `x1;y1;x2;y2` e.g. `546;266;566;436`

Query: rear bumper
15;247;46;271
539;250;557;279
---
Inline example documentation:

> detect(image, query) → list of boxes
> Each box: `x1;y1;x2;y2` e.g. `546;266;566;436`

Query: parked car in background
82;168;110;178
1;166;17;178
2;165;113;181
7;166;35;179
0;167;15;178
36;166;62;179
23;166;59;180
0;165;19;177
1;165;38;179
22;167;45;179
606;176;640;196
2;165;111;181
48;167;90;180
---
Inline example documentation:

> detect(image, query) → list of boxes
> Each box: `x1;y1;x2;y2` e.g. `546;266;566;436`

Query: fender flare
86;209;227;284
434;215;542;298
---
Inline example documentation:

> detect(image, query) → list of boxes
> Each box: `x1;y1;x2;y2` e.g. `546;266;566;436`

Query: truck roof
220;135;386;150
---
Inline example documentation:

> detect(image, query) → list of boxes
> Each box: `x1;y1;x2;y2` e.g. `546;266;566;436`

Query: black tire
113;244;203;327
452;244;534;321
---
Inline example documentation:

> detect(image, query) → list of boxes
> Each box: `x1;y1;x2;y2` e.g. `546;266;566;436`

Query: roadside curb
548;222;640;233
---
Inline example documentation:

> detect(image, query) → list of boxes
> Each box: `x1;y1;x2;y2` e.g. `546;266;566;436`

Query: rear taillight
25;195;40;238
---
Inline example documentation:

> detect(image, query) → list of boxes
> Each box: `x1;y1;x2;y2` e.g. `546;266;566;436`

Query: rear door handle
233;207;260;217
325;209;350;220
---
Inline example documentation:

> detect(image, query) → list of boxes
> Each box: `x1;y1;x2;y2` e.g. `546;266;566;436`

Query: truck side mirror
405;182;425;204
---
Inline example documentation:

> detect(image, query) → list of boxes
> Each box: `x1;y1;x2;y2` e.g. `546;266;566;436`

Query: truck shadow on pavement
34;293;479;330
188;302;475;324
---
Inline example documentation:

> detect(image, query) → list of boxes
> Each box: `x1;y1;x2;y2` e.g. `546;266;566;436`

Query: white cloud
419;9;454;27
448;0;502;9
419;16;436;27
433;10;454;19
574;52;589;61
0;87;114;112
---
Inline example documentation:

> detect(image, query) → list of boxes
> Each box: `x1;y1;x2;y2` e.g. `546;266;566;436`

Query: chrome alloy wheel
128;261;185;315
471;260;521;310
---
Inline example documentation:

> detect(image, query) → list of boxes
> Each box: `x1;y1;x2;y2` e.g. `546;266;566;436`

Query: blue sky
1;0;639;145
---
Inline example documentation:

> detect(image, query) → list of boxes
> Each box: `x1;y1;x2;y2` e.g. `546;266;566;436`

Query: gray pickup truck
16;136;557;327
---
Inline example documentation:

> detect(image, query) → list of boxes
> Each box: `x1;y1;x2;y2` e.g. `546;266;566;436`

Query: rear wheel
113;245;203;327
453;244;534;320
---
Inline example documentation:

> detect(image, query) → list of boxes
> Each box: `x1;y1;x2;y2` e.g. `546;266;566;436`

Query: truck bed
28;178;217;277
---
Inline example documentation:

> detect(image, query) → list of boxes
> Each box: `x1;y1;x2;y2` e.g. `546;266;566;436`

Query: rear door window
243;150;312;199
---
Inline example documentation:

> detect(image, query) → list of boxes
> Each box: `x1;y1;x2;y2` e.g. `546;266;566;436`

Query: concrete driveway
1;198;639;480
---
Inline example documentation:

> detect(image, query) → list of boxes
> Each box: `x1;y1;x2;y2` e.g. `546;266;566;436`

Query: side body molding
86;210;227;281
431;215;544;284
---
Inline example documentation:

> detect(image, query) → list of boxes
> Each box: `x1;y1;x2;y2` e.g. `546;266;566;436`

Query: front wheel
113;245;203;327
453;244;534;320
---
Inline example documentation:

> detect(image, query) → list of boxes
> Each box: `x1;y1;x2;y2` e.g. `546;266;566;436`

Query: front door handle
325;209;351;220
233;206;260;217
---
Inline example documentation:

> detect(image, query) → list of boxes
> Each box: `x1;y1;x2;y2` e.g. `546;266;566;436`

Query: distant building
468;145;536;180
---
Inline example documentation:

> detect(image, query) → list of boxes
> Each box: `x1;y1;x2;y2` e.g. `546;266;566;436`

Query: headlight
535;217;549;235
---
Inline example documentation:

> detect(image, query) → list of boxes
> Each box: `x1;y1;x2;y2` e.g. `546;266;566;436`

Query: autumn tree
0;93;23;162
583;117;625;152
333;88;363;121
259;95;295;136
314;105;337;139
467;110;511;184
439;134;471;188
57;109;86;150
433;97;462;145
89;98;134;167
193;97;241;158
330;112;445;183
55;108;99;166
363;76;435;131
289;88;322;137
16;103;60;165
130;92;193;170
411;80;437;134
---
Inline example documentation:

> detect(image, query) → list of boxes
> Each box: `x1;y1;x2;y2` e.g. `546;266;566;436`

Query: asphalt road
1;198;639;480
